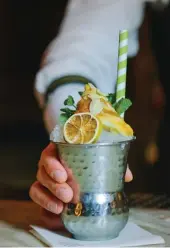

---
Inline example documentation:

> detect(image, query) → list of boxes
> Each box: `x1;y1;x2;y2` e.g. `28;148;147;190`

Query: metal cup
53;138;134;241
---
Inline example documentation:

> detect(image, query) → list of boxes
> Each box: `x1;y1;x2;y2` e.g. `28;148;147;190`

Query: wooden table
0;201;45;246
0;200;170;246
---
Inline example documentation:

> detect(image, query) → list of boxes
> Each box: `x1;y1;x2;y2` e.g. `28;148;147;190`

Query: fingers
37;166;73;203
125;166;133;182
60;160;80;203
40;143;67;183
29;181;63;214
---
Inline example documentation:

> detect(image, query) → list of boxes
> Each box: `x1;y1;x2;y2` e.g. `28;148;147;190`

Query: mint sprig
107;93;116;105
60;108;75;116
78;91;83;96
107;93;132;115
114;98;132;115
59;95;76;124
59;113;69;124
64;95;76;108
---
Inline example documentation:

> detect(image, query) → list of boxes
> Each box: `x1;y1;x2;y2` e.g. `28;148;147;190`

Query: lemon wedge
63;113;102;144
96;107;133;137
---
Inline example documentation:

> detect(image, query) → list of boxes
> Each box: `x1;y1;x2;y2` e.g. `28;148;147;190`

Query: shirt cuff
43;82;85;133
44;75;96;108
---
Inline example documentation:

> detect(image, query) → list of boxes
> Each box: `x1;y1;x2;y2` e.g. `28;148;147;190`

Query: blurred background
0;1;170;206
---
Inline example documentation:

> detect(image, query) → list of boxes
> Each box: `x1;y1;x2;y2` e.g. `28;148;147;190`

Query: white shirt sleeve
35;0;147;132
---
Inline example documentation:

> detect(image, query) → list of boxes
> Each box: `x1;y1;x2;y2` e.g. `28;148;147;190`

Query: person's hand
29;142;77;210
29;142;81;230
29;142;133;229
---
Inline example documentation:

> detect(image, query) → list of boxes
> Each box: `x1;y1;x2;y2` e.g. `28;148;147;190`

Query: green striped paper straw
116;30;128;117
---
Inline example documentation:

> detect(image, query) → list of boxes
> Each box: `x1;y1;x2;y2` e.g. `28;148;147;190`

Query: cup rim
51;136;136;148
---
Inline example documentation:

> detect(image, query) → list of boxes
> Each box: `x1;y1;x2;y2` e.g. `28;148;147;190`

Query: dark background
0;0;68;199
0;1;170;201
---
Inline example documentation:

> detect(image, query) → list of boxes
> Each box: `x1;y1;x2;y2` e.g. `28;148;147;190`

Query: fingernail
58;187;73;202
47;203;58;214
126;167;133;182
51;170;67;182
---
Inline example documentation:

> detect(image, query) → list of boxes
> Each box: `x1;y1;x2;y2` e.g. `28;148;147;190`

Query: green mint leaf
78;91;83;96
114;98;132;115
59;113;69;124
64;95;75;106
60;108;75;116
112;102;117;108
107;93;116;104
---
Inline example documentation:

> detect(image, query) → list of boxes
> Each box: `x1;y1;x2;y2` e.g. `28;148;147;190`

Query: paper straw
116;30;128;117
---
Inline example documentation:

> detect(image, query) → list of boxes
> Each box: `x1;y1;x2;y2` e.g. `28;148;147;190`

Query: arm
34;0;146;133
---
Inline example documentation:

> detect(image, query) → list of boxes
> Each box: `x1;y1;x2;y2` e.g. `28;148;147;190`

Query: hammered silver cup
53;139;134;241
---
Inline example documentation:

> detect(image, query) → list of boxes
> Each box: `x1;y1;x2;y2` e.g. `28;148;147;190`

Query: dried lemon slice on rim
63;113;102;144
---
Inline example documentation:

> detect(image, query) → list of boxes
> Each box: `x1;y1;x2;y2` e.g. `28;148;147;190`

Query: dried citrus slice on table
63;113;102;144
